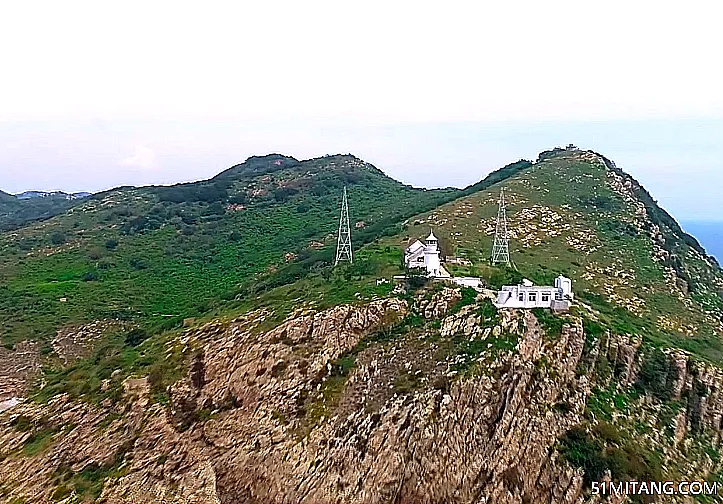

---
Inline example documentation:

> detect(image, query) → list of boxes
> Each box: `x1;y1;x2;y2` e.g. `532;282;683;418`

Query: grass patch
31;326;185;406
531;308;565;339
586;383;640;422
451;330;518;376
449;287;477;314
559;424;663;491
50;445;130;502
22;426;59;456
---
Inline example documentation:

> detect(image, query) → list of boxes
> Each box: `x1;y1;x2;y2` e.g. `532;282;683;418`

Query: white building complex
494;275;573;311
404;230;450;278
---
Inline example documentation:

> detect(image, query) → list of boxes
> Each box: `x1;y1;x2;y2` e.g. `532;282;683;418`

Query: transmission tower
335;186;353;266
491;187;511;266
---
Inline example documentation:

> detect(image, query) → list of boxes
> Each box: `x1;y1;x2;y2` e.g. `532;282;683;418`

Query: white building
494;275;573;310
404;230;449;278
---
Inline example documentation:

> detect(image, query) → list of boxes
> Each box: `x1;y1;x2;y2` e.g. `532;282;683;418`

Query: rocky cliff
2;288;721;503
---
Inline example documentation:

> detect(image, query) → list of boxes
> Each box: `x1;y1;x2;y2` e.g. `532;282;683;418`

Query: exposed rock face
418;287;461;319
2;297;723;503
190;307;590;504
0;340;41;402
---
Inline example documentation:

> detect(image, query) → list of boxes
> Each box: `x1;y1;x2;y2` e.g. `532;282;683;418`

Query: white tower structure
491;187;511;266
423;230;441;277
334;186;353;266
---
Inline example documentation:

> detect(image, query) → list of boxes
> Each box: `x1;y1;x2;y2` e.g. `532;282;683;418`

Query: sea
682;221;723;264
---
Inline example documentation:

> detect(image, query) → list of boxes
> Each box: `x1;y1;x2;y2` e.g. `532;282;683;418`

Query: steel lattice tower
335;186;353;266
491;187;511;266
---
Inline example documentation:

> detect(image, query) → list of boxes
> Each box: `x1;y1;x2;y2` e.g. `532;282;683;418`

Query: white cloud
120;145;157;170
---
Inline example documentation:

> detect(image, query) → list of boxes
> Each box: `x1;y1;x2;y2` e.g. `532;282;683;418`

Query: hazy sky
1;1;722;221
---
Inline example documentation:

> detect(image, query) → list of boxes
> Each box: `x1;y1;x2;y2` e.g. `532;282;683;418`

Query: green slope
382;148;723;361
236;148;723;362
0;154;463;344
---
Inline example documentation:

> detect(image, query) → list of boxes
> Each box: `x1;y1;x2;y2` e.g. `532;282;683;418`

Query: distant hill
0;190;16;202
16;191;91;201
0;190;91;232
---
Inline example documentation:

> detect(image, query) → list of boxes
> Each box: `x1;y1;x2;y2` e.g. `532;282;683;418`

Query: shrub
450;287;477;314
88;247;104;260
405;269;428;291
637;348;673;401
50;231;66;245
124;328;149;347
81;271;99;282
129;258;147;270
273;187;298;202
477;299;499;323
582;197;623;213
488;267;524;290
582;318;605;339
18;238;35;251
558;427;610;486
228;193;247;205
203;202;226;216
532;308;565;339
105;239;118;250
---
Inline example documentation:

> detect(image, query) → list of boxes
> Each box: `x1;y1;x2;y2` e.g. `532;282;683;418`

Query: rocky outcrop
199;310;589;504
3;296;723;504
0;340;41;402
418;287;462;319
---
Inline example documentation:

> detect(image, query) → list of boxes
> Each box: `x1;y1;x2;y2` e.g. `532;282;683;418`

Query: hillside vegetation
0;191;84;232
390;148;723;361
0;154;463;345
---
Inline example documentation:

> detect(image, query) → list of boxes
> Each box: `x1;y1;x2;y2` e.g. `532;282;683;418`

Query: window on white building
529;292;537;302
518;293;524;302
555;292;563;301
541;292;550;302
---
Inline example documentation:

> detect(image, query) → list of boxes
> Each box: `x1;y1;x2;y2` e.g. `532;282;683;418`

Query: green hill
3;148;721;357
384;148;723;360
0;191;83;232
0;154;463;345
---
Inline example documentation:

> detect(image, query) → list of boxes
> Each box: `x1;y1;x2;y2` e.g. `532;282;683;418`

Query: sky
1;0;722;221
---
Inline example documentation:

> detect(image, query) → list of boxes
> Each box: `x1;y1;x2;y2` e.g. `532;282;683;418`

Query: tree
405;268;428;291
88;247;104;260
81;271;99;282
50;231;66;245
124;328;149;347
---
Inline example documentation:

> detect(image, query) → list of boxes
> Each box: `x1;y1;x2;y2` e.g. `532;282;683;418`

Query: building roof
500;285;556;292
405;239;424;253
426;230;438;242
